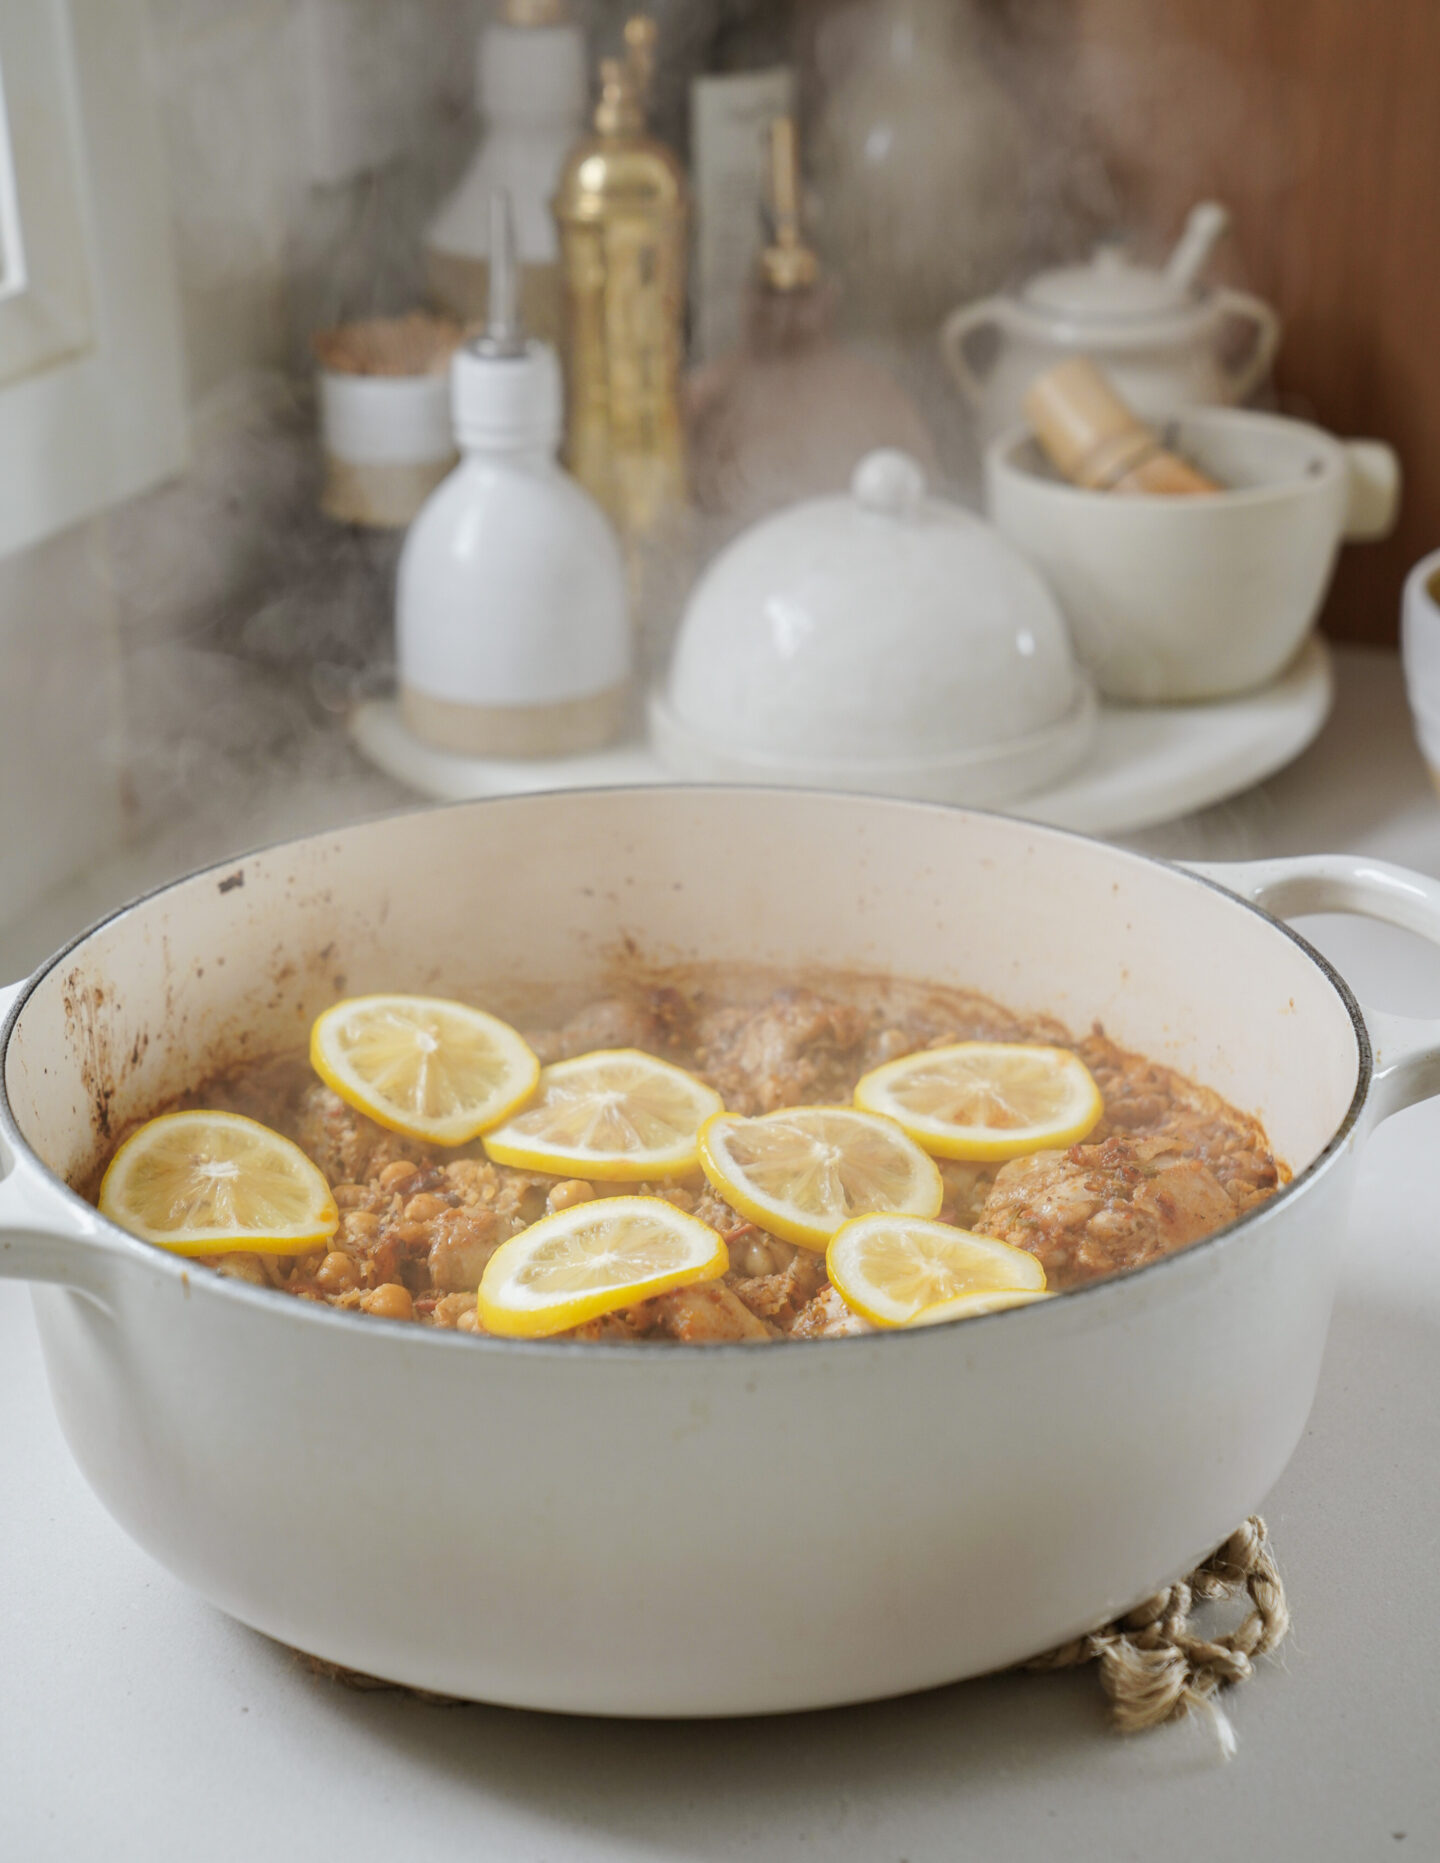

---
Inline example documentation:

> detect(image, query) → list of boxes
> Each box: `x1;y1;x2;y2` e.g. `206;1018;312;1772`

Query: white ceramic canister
942;204;1281;449
1401;546;1440;791
317;373;455;530
315;314;462;529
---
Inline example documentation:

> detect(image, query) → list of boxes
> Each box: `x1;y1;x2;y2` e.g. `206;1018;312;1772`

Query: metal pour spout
475;190;528;359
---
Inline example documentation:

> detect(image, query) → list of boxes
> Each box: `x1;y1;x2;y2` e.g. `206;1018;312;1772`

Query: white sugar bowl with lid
941;202;1281;447
650;448;1095;804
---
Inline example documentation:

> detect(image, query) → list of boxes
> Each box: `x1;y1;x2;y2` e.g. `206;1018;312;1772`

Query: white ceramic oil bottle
397;194;632;758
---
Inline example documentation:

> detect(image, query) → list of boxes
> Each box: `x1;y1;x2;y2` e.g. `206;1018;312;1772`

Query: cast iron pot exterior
3;790;1438;1716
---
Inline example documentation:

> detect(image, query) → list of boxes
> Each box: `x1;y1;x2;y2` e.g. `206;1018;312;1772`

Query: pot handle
1188;855;1440;1126
1211;287;1282;402
0;980;122;1309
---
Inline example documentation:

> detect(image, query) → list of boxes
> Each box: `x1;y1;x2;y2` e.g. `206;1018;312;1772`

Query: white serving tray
349;636;1332;838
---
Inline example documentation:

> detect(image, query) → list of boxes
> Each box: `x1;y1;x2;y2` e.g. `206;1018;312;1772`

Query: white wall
0;0;477;937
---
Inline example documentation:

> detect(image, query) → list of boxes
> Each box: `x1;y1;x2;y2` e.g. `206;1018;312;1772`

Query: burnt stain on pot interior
63;971;120;1144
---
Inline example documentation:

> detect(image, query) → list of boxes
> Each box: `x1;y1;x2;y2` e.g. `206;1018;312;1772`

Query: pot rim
0;786;1372;1359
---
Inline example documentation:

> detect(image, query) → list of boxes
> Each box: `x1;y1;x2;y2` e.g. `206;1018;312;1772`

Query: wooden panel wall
1072;0;1440;644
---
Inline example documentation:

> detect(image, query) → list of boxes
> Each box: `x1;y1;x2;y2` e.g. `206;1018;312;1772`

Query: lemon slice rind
483;1048;723;1181
854;1041;1103;1162
477;1195;728;1338
98;1109;340;1257
698;1106;944;1252
310;993;539;1147
826;1212;1046;1328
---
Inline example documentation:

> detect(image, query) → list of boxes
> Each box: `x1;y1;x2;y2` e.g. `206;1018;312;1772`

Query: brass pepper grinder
553;16;689;544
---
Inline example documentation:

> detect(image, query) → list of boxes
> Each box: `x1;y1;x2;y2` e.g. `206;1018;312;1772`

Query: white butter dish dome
651;449;1095;804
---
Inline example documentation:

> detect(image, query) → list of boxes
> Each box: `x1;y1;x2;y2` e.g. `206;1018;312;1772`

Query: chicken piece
790;1284;873;1339
693;989;869;1112
1076;1031;1282;1209
727;1250;829;1331
422;1292;482;1330
530;996;670;1064
427;1206;505;1292
642;1281;778;1343
565;1311;650;1344
856;979;1076;1073
977;1134;1239;1288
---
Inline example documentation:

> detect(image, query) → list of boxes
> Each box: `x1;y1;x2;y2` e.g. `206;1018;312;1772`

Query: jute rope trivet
1023;1515;1289;1755
295;1515;1288;1753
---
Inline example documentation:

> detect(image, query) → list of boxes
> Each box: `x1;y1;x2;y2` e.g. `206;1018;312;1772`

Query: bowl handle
0;980;121;1310
1342;441;1402;543
1188;855;1440;1126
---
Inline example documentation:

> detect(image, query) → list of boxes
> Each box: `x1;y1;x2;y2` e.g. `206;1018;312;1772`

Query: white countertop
4;647;1439;1861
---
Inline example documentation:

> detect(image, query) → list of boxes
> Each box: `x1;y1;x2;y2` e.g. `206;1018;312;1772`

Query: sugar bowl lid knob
851;448;927;517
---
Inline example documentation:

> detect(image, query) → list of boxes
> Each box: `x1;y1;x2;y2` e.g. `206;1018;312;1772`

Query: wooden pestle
1023;357;1222;496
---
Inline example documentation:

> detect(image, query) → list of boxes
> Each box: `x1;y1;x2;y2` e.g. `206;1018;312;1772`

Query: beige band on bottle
402;683;630;758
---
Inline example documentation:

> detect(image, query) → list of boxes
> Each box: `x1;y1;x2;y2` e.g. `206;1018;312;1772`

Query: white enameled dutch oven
3;790;1439;1717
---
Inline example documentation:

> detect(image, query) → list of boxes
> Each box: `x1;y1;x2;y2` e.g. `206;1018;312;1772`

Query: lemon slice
853;1041;1103;1161
310;994;539;1146
698;1106;943;1252
477;1195;728;1337
98;1110;339;1257
483;1048;723;1181
827;1212;1046;1328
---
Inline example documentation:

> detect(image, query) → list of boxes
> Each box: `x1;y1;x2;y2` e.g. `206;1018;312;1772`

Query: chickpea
456;1307;481;1334
546;1179;595;1214
731;1234;784;1278
403;1191;451;1223
379;1160;420;1192
360;1283;413;1322
315;1250;358;1294
342;1211;380;1245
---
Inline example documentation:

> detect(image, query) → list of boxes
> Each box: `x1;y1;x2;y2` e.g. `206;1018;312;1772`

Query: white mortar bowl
985;408;1401;703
